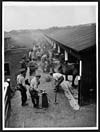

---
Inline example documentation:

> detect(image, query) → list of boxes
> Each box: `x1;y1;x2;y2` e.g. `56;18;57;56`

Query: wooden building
45;23;96;106
4;34;11;51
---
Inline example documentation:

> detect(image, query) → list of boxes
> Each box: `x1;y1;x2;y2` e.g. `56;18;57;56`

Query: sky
3;2;97;32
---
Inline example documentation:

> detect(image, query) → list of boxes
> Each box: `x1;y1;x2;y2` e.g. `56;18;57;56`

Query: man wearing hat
20;54;28;70
28;60;38;76
20;60;27;71
29;74;41;108
17;68;28;106
29;49;35;61
50;72;65;92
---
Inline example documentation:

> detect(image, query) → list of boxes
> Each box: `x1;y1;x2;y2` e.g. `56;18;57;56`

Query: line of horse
41;53;79;87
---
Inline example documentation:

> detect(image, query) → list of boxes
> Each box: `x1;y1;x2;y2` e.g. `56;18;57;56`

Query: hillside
4;30;44;49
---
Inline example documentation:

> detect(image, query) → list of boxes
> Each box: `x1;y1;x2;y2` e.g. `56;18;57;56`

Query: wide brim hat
18;68;26;73
28;61;37;67
19;60;24;64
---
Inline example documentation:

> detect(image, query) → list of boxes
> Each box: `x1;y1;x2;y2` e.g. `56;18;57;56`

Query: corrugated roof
47;23;96;52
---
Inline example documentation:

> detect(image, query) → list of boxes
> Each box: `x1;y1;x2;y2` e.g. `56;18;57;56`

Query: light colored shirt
41;54;47;62
30;77;39;91
25;67;30;80
17;74;25;87
53;73;65;81
29;51;34;59
29;51;32;58
31;52;35;59
25;67;36;83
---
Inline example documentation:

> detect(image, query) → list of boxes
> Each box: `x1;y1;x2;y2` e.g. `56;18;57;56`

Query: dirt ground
5;49;96;128
7;68;96;128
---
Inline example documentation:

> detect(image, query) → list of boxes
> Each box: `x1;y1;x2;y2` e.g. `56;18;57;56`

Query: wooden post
58;45;60;53
65;50;68;61
51;40;53;46
64;50;68;80
4;79;11;126
78;60;82;106
7;79;11;109
79;60;82;76
54;42;56;49
78;76;81;105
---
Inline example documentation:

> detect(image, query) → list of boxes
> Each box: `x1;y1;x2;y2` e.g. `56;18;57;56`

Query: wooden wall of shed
80;46;96;105
4;38;9;51
68;53;78;63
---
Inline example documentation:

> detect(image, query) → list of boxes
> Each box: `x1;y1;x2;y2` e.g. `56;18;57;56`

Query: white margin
3;2;98;6
2;1;98;130
96;2;98;129
2;1;5;129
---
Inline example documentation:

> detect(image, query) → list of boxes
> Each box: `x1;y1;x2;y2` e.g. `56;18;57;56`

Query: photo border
1;1;99;131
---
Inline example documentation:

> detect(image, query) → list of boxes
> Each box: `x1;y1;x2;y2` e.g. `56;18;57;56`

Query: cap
36;74;41;78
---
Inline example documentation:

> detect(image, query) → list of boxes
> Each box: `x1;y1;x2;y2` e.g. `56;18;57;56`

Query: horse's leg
65;74;68;81
72;74;76;87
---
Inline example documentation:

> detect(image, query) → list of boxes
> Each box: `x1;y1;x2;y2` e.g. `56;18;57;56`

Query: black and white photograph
2;1;98;130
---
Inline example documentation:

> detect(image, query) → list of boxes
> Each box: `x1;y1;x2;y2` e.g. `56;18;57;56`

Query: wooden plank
5;103;9;121
4;82;9;97
61;81;80;110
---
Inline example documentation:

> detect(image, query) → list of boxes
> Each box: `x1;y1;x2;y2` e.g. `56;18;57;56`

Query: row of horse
41;53;79;87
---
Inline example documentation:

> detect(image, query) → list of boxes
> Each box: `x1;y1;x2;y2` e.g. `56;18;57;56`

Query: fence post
4;79;11;127
7;79;11;109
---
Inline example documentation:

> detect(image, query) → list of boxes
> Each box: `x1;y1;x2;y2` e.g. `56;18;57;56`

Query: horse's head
61;62;78;75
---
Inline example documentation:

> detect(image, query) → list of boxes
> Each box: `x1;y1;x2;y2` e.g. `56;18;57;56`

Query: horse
41;54;48;63
57;61;79;87
41;54;49;72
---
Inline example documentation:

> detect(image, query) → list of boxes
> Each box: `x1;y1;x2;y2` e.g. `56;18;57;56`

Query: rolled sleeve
21;77;26;87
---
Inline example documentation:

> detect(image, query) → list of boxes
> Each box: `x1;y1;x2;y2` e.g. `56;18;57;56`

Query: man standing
17;68;28;106
29;74;41;108
20;55;28;71
29;49;35;61
28;60;38;76
29;49;32;61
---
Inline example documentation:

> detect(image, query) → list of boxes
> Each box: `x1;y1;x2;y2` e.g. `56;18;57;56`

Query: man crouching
50;72;64;92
